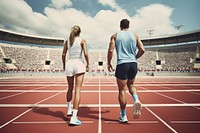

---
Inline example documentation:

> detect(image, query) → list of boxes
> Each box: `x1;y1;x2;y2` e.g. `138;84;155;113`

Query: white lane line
83;76;94;84
137;89;200;92
146;107;178;133
0;92;27;100
139;86;185;104
171;121;200;124
1;103;200;108
13;121;67;124
139;86;200;110
0;76;99;129
0;109;32;129
0;90;65;129
188;91;200;96
1;89;199;93
98;77;102;133
0;90;66;93
0;81;59;83
0;84;68;86
13;121;94;124
105;121;159;124
0;85;55;101
1;83;200;86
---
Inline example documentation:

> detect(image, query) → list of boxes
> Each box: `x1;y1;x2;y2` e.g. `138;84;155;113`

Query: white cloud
0;0;50;35
98;0;122;11
50;0;72;9
131;4;176;37
0;0;177;49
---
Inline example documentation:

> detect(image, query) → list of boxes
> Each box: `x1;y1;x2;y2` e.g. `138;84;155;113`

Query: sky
0;0;199;49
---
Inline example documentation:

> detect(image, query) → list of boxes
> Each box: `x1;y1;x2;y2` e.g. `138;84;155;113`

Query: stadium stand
0;28;200;76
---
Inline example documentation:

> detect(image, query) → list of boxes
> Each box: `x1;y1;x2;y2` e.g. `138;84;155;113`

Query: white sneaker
133;100;142;119
119;115;128;123
67;108;72;116
69;117;82;126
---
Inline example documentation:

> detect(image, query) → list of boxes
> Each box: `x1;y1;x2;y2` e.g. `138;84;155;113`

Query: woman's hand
86;65;90;72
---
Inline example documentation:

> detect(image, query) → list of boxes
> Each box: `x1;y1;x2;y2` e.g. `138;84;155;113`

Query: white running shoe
133;100;142;119
119;115;128;123
69;117;82;126
67;108;72;116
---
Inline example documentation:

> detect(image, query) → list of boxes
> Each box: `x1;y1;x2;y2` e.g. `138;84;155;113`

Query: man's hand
107;64;114;72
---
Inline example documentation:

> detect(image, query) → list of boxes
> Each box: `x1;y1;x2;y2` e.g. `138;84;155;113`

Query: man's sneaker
69;117;82;126
133;100;142;119
119;115;128;123
66;108;72;116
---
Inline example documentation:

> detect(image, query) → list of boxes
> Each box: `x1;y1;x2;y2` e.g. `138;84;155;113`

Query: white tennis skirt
65;58;86;77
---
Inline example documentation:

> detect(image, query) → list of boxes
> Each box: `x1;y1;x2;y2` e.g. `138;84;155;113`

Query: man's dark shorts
115;62;137;80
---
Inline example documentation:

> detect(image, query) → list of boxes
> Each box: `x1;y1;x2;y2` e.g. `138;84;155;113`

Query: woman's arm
81;39;90;71
62;40;68;70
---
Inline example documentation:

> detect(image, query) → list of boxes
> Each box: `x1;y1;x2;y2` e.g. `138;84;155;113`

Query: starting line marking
0;103;200;108
171;121;200;124
13;121;94;124
105;121;159;124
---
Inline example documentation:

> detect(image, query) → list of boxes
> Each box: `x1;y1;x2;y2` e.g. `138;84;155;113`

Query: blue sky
0;0;199;49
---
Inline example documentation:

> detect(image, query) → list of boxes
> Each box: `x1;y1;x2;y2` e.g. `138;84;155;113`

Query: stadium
0;28;200;133
0;28;200;77
0;0;200;133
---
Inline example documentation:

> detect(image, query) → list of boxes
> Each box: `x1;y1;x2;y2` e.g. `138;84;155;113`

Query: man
107;19;145;123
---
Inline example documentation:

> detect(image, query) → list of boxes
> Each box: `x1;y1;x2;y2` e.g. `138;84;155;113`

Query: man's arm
107;33;116;72
135;35;145;59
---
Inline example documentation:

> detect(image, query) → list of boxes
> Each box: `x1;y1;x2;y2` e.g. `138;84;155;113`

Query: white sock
72;109;78;118
67;102;72;110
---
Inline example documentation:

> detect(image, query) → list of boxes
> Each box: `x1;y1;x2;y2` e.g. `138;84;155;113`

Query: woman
62;25;89;126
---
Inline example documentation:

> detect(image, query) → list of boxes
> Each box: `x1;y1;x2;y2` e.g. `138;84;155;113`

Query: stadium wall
1;70;200;78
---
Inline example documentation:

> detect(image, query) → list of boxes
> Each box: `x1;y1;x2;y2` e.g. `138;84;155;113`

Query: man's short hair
120;19;130;29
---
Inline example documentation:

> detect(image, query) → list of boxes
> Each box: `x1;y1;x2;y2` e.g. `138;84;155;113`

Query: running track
0;76;200;133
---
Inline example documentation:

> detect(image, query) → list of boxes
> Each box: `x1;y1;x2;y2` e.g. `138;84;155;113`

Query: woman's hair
69;25;81;46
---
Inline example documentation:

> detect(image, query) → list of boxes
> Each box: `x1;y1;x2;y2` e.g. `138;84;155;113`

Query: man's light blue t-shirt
115;31;137;65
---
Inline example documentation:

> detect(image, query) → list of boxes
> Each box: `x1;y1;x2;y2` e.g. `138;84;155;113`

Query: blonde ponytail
69;25;81;47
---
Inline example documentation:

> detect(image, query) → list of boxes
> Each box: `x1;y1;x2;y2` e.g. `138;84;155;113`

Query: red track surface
0;76;200;133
